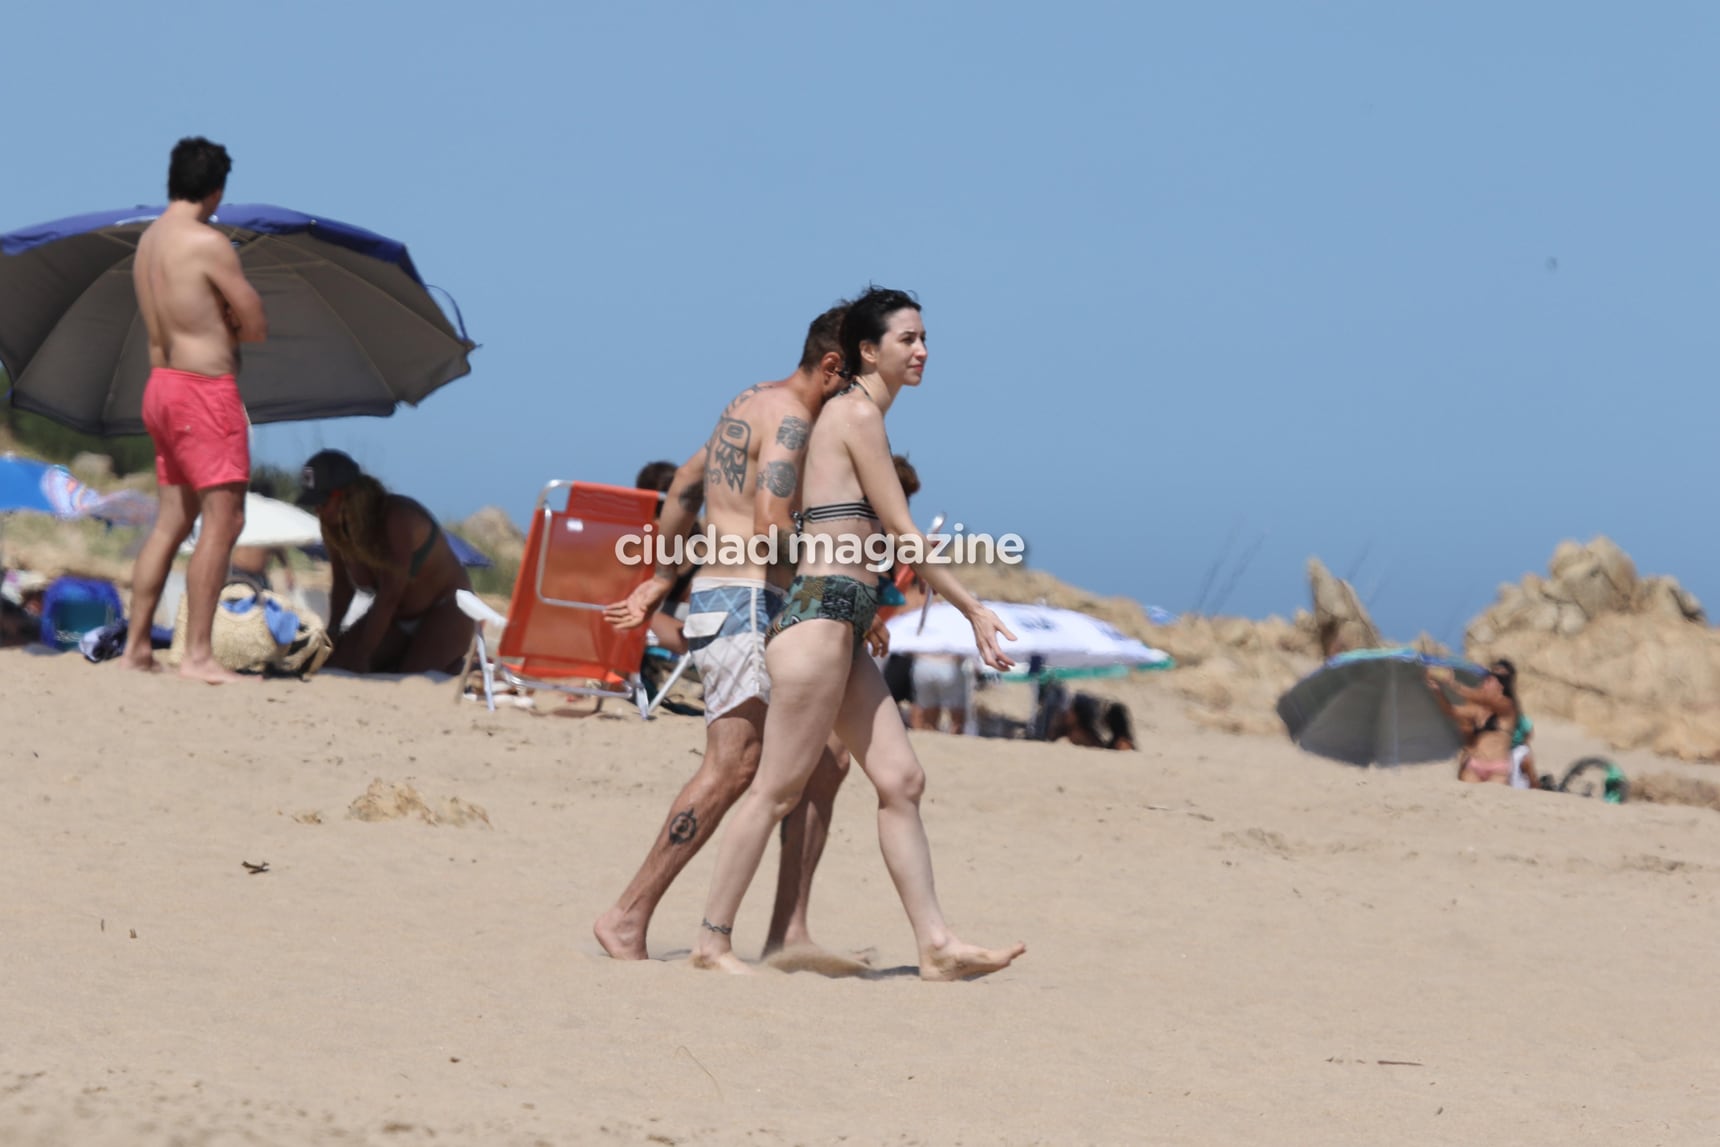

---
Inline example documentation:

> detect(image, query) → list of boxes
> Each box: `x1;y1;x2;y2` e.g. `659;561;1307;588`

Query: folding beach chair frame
453;479;689;718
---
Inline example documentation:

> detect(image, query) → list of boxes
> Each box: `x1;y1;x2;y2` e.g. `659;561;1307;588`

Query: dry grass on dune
1630;770;1720;812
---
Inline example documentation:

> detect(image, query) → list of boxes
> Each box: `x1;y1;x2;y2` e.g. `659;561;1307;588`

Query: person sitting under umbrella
229;545;296;595
297;450;473;674
1425;660;1532;786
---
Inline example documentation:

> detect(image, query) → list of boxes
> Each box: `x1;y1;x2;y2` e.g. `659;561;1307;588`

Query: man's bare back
133;210;262;378
121;139;267;685
699;382;814;585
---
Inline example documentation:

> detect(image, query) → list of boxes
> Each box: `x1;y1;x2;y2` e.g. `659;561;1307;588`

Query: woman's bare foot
119;652;161;672
690;948;754;975
919;938;1027;982
593;908;649;960
178;657;249;685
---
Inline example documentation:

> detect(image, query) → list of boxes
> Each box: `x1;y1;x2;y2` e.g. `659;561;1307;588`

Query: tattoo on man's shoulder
711;417;752;492
758;460;797;498
776;416;810;450
677;479;705;512
720;384;764;416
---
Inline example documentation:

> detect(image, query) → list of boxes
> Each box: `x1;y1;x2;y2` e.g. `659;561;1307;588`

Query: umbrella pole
1389;666;1399;768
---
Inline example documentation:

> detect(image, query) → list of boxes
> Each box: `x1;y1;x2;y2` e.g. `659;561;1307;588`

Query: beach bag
171;583;334;677
39;576;124;651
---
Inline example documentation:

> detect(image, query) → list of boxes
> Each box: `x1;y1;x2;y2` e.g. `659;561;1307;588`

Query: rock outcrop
1155;611;1322;736
1467;537;1720;761
1308;556;1382;656
453;506;527;569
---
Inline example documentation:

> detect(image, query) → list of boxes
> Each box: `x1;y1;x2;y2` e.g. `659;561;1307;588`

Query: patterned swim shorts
683;577;785;722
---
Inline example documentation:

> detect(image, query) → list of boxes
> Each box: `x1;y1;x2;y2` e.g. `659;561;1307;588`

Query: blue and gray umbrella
0;455;155;526
1276;647;1489;767
0;203;474;436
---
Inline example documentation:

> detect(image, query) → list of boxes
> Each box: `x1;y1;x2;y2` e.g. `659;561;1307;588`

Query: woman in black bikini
1426;662;1520;784
297;450;474;674
691;287;1026;981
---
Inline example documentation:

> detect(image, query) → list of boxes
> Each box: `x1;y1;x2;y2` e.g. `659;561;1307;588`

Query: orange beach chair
455;479;670;717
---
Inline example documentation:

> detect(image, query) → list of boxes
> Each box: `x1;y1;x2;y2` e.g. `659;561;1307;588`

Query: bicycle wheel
1559;757;1623;800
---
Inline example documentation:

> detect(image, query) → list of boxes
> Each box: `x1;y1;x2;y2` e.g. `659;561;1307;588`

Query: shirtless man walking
597;303;866;963
121;137;267;683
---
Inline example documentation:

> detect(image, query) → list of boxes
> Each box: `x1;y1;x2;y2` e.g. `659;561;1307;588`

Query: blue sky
4;1;1716;645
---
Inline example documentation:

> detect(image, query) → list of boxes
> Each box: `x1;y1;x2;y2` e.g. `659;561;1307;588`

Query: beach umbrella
181;493;322;554
0;454;155;526
0;203;474;436
886;599;1172;670
444;531;493;569
1275;648;1488;767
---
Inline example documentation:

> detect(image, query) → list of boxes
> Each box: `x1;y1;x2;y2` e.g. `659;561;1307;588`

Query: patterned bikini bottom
765;574;880;645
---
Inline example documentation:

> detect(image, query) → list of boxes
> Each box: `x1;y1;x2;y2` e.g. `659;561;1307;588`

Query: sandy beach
5;651;1719;1146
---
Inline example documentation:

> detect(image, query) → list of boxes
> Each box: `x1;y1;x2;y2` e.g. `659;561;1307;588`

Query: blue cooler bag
39;576;124;651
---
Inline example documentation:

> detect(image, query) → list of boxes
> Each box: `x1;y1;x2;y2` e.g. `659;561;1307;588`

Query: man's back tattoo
709;416;752;493
776;416;809;450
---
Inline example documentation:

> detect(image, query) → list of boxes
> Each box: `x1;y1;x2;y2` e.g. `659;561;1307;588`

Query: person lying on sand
297;450;474;675
690;286;1026;982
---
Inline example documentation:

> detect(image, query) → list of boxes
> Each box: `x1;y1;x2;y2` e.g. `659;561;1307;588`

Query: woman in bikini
690;287;1027;981
1426;660;1523;785
297;450;474;674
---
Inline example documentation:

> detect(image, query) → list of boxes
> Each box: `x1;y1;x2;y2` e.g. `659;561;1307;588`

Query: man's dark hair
838;286;920;379
168;137;232;203
892;454;921;499
797;302;850;373
635;460;677;493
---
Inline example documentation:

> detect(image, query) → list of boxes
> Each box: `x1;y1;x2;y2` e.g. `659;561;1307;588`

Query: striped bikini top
794;497;879;533
794;381;883;531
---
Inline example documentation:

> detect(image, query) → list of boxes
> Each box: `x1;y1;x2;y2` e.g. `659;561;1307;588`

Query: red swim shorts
141;367;251;490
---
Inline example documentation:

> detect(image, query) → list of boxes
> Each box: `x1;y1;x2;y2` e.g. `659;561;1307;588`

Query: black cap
296;450;362;508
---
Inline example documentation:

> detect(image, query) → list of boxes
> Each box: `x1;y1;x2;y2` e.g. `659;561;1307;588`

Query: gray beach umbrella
1275;648;1488;767
0;203;474;436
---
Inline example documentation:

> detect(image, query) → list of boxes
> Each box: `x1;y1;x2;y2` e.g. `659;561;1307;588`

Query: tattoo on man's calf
668;807;699;845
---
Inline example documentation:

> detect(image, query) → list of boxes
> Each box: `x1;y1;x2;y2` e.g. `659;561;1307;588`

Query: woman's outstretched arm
846;407;1017;670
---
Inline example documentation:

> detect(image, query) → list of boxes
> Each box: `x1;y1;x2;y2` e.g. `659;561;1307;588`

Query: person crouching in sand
297;450;474;674
691;287;1027;981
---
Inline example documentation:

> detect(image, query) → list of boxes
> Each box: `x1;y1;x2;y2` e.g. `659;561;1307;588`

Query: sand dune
4;651;1719;1145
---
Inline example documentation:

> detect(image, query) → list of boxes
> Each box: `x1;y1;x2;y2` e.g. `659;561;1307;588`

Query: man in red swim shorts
121;136;268;683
